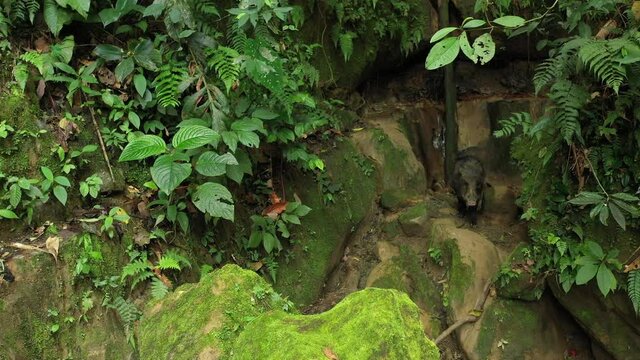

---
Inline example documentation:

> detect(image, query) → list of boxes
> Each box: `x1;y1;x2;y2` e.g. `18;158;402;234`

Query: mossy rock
495;245;545;302
231;288;440;360
275;139;377;306
397;203;430;237
139;264;439;360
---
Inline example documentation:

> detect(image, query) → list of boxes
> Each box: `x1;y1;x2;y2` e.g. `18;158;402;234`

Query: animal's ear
485;182;493;188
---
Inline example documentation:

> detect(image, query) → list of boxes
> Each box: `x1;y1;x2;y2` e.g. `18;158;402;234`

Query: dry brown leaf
323;347;339;360
633;1;640;21
269;192;282;205
37;80;46;99
624;256;640;273
249;261;263;271
35;37;50;52
45;236;60;262
263;202;288;219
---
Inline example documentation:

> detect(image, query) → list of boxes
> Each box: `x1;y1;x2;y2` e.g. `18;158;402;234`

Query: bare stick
435;280;492;345
83;94;115;182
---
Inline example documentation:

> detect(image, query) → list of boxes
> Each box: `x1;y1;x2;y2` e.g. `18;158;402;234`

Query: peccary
452;152;486;225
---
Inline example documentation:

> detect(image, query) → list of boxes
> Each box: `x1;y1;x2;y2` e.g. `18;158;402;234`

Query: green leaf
586;241;604;259
195;152;238;177
425;37;460;70
143;3;165;18
115;57;135;82
236;131;260;148
459;32;476;63
0;209;19;219
463;19;486;29
94;44;125;61
231;118;264;132
252;108;279;120
599;205;610;226
44;0;73;37
128;111;141;129
133;74;147;97
176;212;189;233
596;264;616;296
41;167;54;181
172;125;220;150
192;182;234;221
263;232;277;253
66;0;91;17
609;202;626;230
248;231;262;248
430;27;458;43
54;176;71;187
472;33;495;65
119;135;167;161
133;39;162;71
221;131;239;153
150;155;192;195
281;213;300;225
575;262;598;285
294;204;311;217
80;182;89;197
9;185;21;208
493;15;525;28
53;185;68;205
226;149;252;184
569;192;605;205
611;192;640;202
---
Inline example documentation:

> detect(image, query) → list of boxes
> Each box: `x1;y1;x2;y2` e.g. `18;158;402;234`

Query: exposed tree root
435;280;493;345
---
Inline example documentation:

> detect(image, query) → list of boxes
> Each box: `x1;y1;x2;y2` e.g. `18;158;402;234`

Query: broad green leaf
44;0;73;37
80;182;89;197
133;74;147;97
611;192;640;202
599;205;610;226
0;209;19;219
98;8;120;26
493;15;525;28
9;185;21;208
128;111;141;129
115;57;135;82
430;27;458;43
472;33;495;65
192;182;234;221
263;232;278;253
119;135;167;161
172;125;220;150
226;149;252;184
143;3;165;18
463;19;486;29
237;131;260;148
231;118;264;132
195;152;238;177
569;192;605;205
94;44;125;61
53;185;68;205
177;212;189;233
66;0;91;17
133;39;162;71
609;202;626;230
41;166;54;181
425;37;460;70
281;213;300;225
252;108;279;120
459;32;476;63
611;199;640;217
586;241;604;259
54;176;71;187
150;155;192;195
221;131;239;153
596;264;616;296
51;36;75;63
575;262;598;285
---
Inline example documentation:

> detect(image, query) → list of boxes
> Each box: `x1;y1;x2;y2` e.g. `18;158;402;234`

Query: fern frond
163;249;192;268
153;61;188;108
494;112;533;138
151;278;169;300
206;46;240;93
549;80;588;143
157;256;180;271
227;22;247;53
108;296;141;347
121;259;154;289
578;39;627;94
20;51;45;74
628;269;640;316
10;0;39;24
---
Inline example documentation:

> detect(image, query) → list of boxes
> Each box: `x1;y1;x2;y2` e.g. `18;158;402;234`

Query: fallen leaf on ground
323;347;339;360
45;236;60;262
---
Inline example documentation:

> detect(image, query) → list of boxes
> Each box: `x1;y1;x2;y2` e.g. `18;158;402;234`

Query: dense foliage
428;0;640;312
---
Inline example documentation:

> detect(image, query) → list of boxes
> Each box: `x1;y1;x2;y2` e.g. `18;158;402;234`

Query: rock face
139;264;440;360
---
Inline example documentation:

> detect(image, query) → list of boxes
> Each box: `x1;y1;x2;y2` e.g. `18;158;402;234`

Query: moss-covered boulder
275;139;377;306
139;264;440;360
397;203;431;237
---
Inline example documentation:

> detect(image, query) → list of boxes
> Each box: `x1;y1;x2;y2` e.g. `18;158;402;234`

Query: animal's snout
466;199;477;207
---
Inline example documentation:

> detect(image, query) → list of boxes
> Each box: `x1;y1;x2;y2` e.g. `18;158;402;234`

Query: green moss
445;239;474;304
380;189;416;210
0;299;4;312
275;139;377;306
231;288;440;360
372;129;426;195
475;299;539;359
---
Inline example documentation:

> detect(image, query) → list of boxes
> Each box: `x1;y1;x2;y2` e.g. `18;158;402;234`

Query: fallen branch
435;280;492;345
83;94;115;182
595;19;617;40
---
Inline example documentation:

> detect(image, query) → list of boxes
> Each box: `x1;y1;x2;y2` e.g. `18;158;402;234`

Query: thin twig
435;280;492;345
83;94;115;182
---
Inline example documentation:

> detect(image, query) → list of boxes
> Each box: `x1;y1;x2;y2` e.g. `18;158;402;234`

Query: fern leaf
121;259;151;280
629;270;640;316
163;249;192;268
11;0;40;24
549;80;588;143
157;256;181;271
494;112;532;138
227;22;247;53
108;296;141;347
578;39;627;94
207;46;240;93
151;278;169;300
153;61;188;108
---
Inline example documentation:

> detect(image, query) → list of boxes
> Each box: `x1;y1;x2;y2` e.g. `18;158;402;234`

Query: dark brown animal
452;152;486;225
